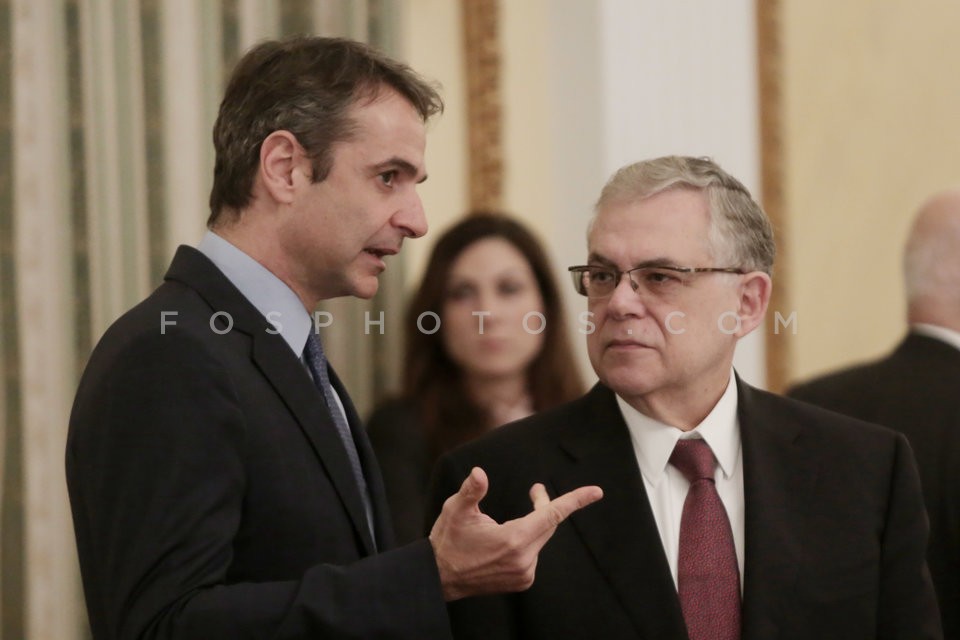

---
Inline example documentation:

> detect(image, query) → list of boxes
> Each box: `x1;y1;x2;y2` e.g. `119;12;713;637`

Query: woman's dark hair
402;213;584;458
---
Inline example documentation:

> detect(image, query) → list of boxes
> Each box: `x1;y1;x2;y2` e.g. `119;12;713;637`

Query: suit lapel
165;246;377;556
738;381;820;640
251;337;377;555
551;385;688;639
549;380;824;639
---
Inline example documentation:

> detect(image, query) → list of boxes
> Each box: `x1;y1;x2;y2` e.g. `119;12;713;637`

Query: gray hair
593;155;776;275
903;189;960;303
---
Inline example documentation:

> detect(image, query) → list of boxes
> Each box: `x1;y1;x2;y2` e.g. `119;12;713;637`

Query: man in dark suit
789;188;960;638
65;37;601;640
430;156;942;639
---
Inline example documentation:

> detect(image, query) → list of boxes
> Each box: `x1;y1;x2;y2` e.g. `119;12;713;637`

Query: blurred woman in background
367;213;585;543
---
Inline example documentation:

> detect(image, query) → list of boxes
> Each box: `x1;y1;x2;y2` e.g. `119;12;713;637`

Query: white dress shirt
616;372;745;590
911;322;960;353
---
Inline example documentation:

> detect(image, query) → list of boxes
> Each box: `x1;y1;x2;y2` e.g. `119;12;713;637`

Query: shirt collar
910;323;960;353
197;231;313;357
617;370;741;487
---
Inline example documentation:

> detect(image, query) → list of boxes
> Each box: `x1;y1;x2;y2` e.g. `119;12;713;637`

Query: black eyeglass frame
567;264;746;297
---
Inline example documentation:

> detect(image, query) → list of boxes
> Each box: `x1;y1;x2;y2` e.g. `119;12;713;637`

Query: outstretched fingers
534;484;603;523
430;473;603;600
514;484;604;544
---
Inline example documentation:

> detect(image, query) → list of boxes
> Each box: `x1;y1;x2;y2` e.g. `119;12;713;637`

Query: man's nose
397;192;427;238
604;273;647;318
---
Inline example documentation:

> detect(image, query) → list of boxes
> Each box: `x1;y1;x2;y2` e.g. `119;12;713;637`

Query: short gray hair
594;155;776;275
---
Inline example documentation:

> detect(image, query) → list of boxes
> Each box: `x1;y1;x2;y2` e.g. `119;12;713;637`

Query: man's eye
590;270;615;284
645;269;678;285
379;171;397;186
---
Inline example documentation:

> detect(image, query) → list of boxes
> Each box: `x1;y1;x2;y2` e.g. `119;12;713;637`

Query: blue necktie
303;331;375;540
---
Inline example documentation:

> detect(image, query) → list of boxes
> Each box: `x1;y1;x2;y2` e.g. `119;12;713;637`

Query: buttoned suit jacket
67;246;451;639
429;380;942;640
789;332;960;638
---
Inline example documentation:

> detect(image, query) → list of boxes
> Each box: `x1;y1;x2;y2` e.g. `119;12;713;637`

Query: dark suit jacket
367;398;434;545
429;381;942;639
789;332;960;638
66;246;451;639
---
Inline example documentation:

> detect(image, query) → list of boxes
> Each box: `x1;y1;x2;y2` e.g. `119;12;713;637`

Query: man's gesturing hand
429;467;603;601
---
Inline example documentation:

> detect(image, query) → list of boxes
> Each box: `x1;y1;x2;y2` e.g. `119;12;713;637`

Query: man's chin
351;277;380;300
600;366;658;398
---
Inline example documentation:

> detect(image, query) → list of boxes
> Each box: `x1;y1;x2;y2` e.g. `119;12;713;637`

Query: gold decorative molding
461;0;502;212
757;0;790;392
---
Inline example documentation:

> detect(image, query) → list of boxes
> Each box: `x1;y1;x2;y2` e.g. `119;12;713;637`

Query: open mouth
364;247;397;259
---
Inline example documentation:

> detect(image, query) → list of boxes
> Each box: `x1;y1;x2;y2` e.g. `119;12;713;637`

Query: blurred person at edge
66;36;602;640
367;213;584;543
789;187;960;638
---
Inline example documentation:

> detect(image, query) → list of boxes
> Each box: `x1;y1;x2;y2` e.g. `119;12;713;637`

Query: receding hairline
586;184;711;238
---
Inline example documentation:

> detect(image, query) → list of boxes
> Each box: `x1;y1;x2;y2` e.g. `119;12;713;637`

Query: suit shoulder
113;279;219;334
75;284;242;416
752;385;903;448
787;359;884;401
444;391;596;464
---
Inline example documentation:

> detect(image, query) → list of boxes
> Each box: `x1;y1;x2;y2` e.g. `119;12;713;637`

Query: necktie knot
670;438;717;483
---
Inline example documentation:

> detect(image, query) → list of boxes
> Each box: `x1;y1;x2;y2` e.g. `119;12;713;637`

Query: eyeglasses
567;265;745;299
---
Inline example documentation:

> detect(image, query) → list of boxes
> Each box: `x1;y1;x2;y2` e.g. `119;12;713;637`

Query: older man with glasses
429;155;942;640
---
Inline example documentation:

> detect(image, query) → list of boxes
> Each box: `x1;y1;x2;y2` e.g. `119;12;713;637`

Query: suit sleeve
878;433;943;639
428;453;521;640
67;327;450;640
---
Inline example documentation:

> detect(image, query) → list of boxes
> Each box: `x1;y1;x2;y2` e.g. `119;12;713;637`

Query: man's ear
259;130;306;205
735;271;772;338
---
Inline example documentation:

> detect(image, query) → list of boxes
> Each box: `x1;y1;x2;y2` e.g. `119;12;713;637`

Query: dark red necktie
669;438;741;640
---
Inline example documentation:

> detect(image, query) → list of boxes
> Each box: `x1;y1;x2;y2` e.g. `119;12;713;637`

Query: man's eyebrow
634;258;682;268
372;158;428;183
586;253;616;267
586;254;681;268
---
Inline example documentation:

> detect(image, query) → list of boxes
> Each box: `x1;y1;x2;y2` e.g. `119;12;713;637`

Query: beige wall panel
500;0;597;380
397;0;468;287
500;0;553;243
401;0;561;277
782;0;960;382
